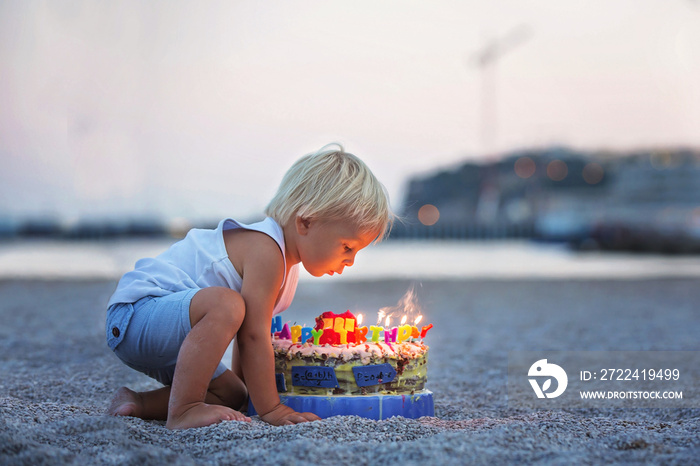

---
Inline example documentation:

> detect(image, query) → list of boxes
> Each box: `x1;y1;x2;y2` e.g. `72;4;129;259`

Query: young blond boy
106;144;392;429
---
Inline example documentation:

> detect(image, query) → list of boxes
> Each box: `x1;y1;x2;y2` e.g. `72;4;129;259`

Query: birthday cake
270;311;432;396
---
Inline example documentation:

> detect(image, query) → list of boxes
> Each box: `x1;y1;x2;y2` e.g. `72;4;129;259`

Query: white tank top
107;217;298;316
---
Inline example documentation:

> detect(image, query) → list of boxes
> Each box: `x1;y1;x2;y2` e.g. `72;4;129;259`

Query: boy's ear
295;216;312;235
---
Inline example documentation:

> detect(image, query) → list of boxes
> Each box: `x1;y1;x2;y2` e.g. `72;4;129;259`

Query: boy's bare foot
107;387;143;418
166;402;251;430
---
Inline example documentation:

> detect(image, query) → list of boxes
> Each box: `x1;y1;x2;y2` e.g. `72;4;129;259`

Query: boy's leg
231;339;244;382
109;369;247;420
227;339;249;412
166;287;249;429
108;386;170;419
206;369;248;410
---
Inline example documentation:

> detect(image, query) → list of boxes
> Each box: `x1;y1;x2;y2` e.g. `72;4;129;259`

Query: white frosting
272;337;427;365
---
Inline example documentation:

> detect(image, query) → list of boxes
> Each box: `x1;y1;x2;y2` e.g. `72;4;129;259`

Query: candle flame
356;314;363;326
377;283;427;331
379;283;423;319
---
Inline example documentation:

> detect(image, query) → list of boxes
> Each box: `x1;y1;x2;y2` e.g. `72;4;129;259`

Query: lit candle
397;324;412;343
291;325;302;343
353;314;364;344
385;327;398;344
369;325;383;342
355;326;368;343
411;326;420;339
414;315;423;326
400;315;408;325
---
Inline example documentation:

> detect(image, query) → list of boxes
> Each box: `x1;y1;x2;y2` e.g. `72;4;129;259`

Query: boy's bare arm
235;233;319;424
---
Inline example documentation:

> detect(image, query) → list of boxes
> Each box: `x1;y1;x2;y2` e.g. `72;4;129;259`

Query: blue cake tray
249;390;434;420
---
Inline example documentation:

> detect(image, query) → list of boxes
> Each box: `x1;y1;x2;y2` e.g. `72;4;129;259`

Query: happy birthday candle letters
271;311;432;345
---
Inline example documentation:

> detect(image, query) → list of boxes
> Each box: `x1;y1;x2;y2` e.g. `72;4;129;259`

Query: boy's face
295;217;377;277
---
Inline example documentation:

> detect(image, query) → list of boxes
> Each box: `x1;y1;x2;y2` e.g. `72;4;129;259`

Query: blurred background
2;0;700;276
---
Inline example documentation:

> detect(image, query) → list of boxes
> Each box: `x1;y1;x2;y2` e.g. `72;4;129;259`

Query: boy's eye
344;245;352;252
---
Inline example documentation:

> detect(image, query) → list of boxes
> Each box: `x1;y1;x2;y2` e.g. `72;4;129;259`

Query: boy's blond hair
266;143;393;242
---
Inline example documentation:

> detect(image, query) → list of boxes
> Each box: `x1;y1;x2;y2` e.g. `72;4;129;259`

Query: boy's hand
260;403;321;426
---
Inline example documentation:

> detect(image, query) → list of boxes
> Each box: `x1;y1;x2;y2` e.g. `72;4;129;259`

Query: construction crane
469;24;532;224
470;24;533;158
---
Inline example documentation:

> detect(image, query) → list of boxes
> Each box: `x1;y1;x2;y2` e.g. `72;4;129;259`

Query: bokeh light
582;162;605;185
547;160;568;181
514;157;536;179
418;204;440;226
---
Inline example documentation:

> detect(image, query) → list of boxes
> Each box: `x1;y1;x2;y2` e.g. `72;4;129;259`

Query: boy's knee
191;288;246;330
214;289;245;327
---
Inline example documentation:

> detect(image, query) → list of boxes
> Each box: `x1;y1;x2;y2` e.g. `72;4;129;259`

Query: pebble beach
1;273;699;465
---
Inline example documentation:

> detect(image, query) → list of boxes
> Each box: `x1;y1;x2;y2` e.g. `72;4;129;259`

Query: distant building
395;147;700;252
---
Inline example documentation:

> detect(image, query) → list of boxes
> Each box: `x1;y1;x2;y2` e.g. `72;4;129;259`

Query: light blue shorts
106;289;229;386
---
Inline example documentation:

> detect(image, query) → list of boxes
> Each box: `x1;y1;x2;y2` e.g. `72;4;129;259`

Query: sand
1;278;699;465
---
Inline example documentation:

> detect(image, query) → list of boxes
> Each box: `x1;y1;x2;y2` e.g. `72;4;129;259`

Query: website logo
528;359;568;399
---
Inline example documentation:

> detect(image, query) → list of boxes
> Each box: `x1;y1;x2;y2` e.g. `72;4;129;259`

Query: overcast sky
1;0;699;223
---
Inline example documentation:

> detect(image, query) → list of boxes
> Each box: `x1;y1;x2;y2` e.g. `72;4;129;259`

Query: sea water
1;238;699;281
